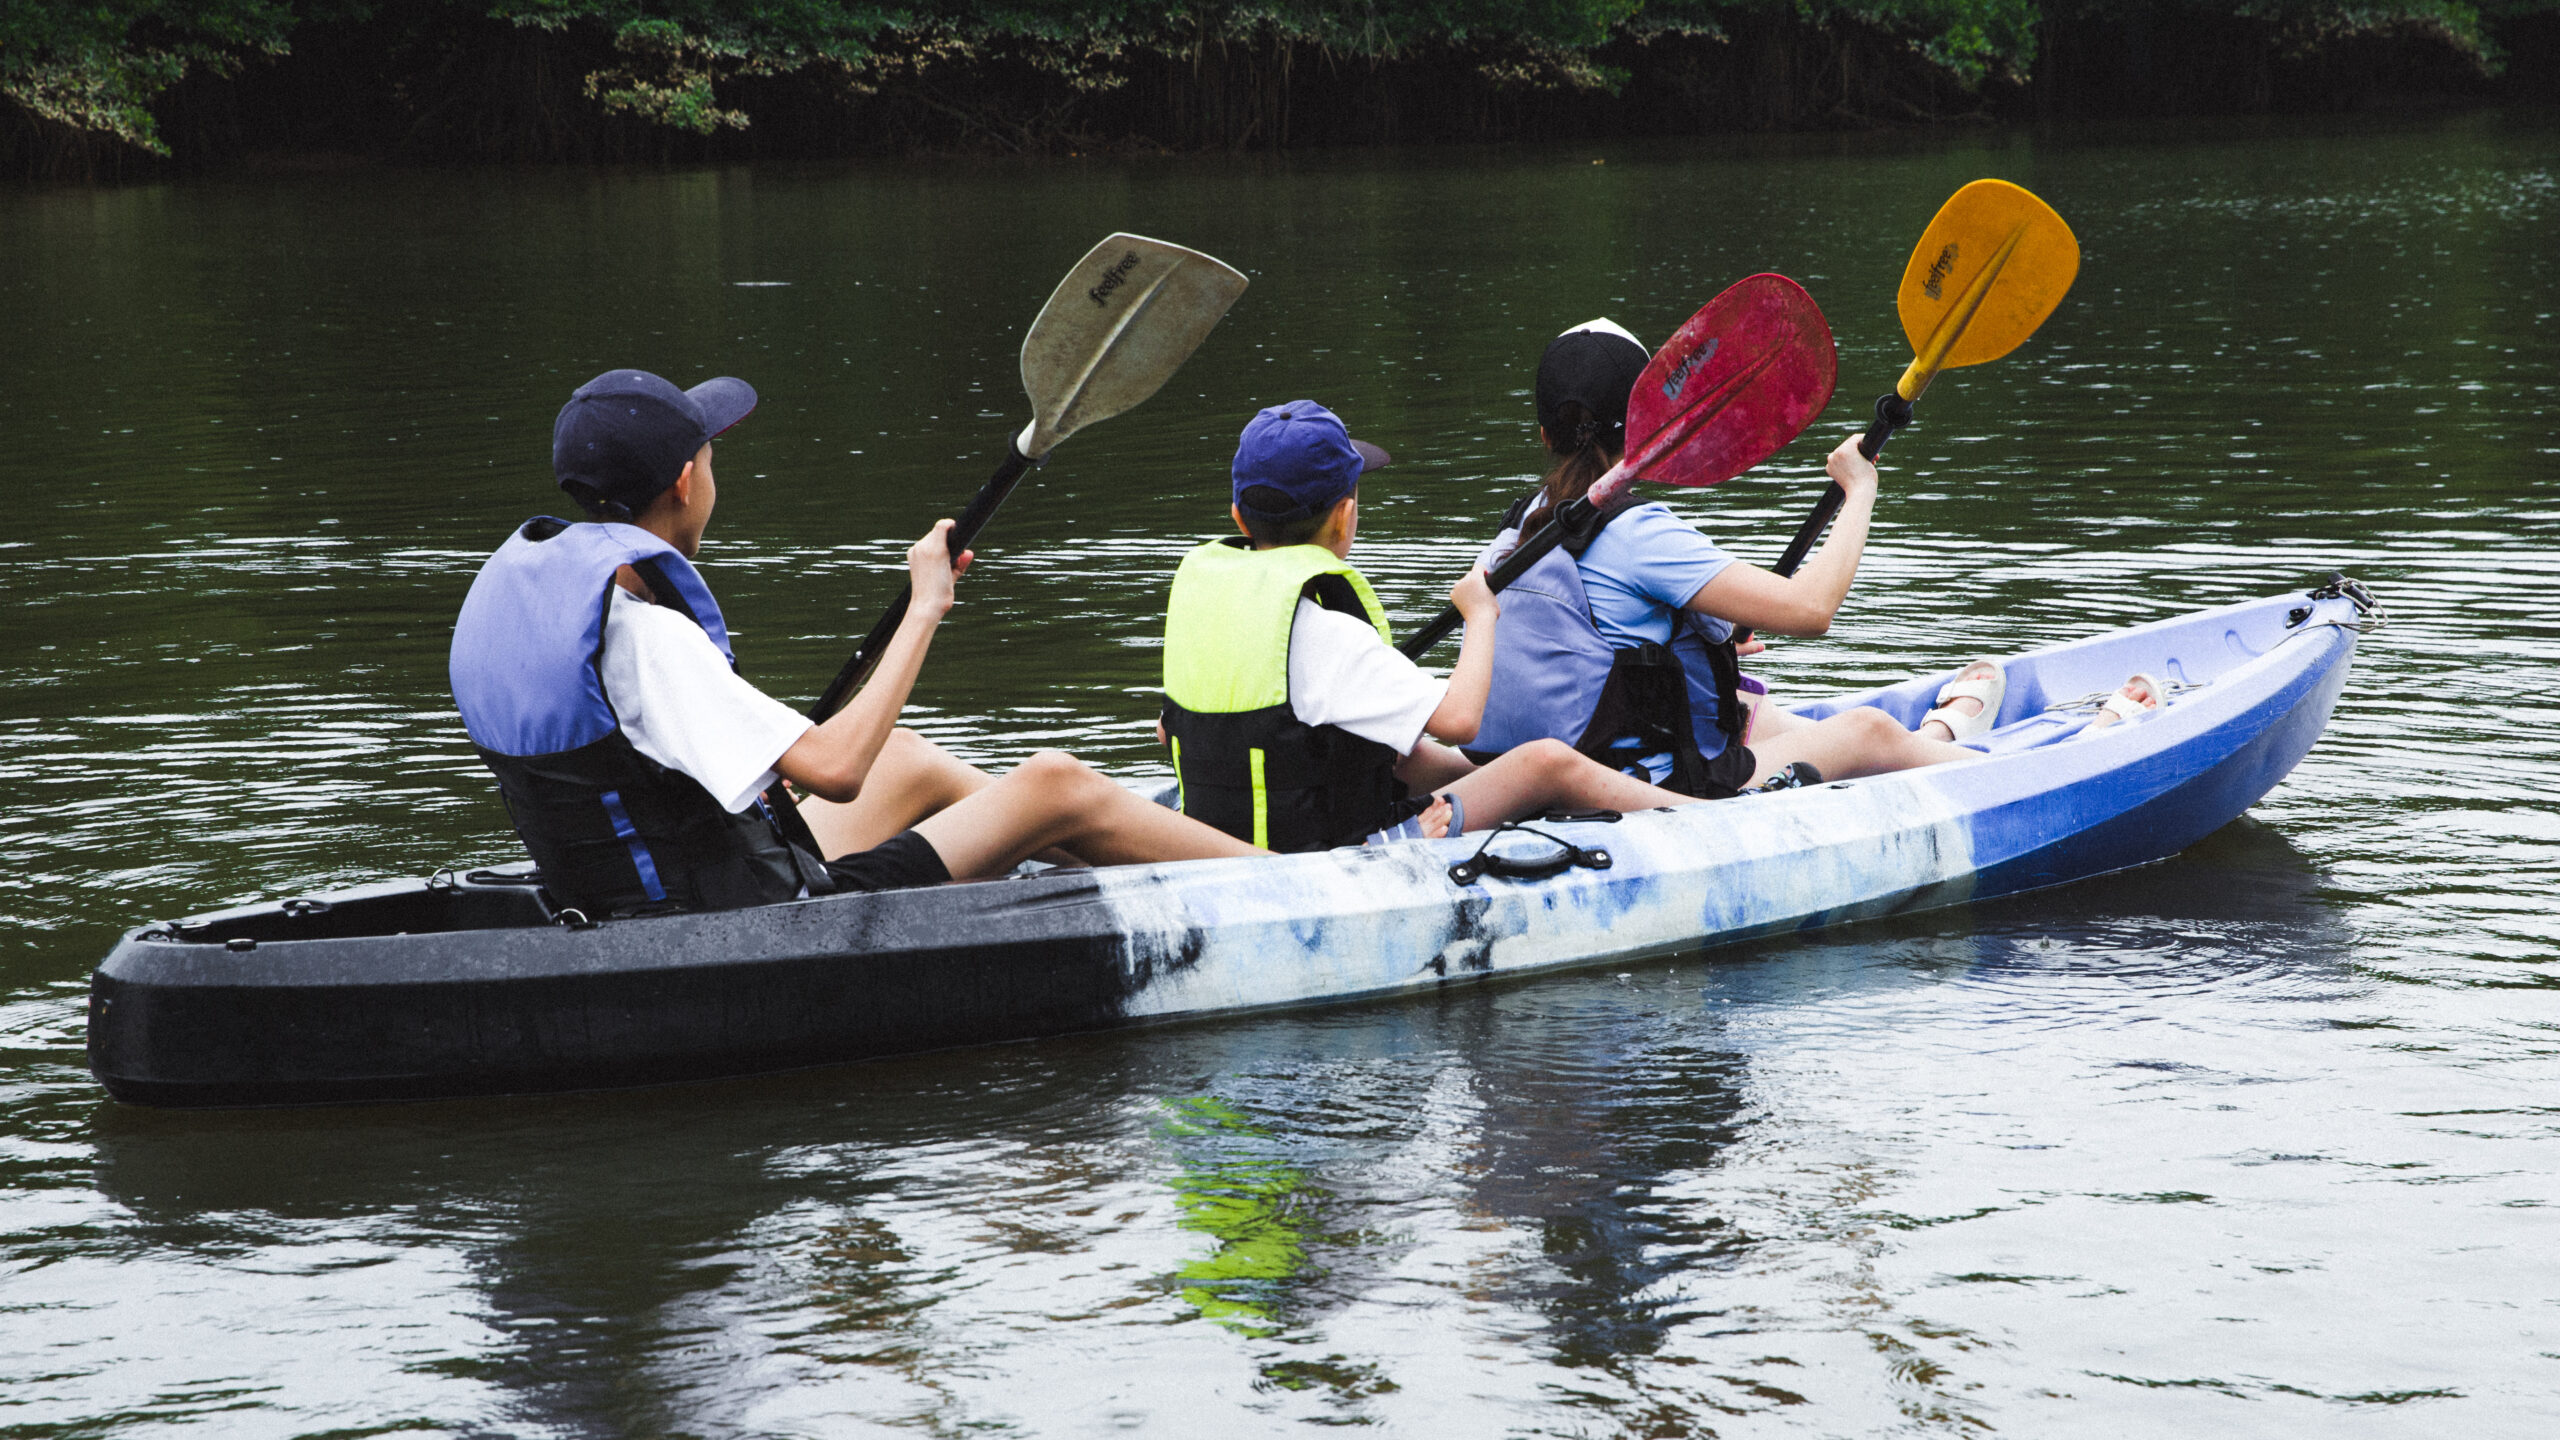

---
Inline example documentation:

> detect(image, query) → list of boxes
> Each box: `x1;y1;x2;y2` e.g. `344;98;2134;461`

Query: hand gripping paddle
1765;180;2079;580
1398;273;1837;658
808;234;1249;721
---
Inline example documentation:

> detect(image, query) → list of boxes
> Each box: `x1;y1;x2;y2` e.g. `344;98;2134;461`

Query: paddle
806;234;1249;722
1397;274;1837;658
1764;180;2079;582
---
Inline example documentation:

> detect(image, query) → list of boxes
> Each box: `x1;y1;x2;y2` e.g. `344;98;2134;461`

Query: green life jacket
1159;537;1414;852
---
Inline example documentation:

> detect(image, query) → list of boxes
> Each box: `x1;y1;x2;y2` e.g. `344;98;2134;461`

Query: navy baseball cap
1231;401;1391;522
1536;319;1649;448
553;369;757;514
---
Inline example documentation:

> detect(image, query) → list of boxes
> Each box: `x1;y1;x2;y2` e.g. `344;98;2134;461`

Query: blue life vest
450;517;823;915
1468;496;1747;797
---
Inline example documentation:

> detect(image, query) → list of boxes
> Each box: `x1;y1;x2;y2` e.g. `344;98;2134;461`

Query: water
4;111;2557;1435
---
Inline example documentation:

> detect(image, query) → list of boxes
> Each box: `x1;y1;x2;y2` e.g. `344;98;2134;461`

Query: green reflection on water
1160;1096;1321;1338
1157;1095;1403;1406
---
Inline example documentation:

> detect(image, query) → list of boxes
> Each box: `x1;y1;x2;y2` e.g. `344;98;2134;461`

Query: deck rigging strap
2041;676;2212;715
2279;612;2387;640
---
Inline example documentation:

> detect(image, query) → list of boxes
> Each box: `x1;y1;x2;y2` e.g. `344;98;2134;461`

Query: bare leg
1394;739;1478;794
1745;706;1978;781
796;727;994;859
1748;700;1813;743
1436;738;1694;833
913;750;1262;880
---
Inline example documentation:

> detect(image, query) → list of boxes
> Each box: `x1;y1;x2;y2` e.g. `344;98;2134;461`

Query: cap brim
688;376;758;437
1350;438;1391;472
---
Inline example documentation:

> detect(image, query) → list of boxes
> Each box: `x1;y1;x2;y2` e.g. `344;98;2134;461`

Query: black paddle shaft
1397;494;1601;659
1411;390;1911;657
1767;391;1915;580
806;439;1036;723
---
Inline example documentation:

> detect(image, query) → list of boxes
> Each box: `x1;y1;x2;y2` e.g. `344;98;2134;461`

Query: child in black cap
1155;400;1708;853
449;368;1259;917
1473;320;1990;792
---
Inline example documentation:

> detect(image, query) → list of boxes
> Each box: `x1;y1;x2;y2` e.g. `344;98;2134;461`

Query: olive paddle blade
805;233;1242;725
1894;179;2078;399
1614;273;1837;495
1017;234;1249;458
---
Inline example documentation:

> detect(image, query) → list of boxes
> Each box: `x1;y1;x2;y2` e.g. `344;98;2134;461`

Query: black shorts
1692;741;1760;800
1608;741;1766;798
822;829;951;894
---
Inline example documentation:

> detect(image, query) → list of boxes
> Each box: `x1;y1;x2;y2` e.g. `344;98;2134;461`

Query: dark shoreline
6;8;2553;184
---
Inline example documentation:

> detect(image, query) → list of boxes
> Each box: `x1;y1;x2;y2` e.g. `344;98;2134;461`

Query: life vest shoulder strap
1558;492;1646;558
1503;485;1645;561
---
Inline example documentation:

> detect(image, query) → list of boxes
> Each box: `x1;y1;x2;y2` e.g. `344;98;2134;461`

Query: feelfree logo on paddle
1923;243;1960;301
1088;250;1144;307
1660;337;1719;400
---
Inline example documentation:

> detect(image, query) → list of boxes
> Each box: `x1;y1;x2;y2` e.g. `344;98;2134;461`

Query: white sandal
1922;659;2005;742
2083;674;2164;734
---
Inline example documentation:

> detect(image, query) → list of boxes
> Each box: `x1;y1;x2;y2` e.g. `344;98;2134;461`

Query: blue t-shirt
1473;500;1743;783
1574;502;1737;645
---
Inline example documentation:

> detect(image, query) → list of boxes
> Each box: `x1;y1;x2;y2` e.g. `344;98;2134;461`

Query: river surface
3;111;2557;1436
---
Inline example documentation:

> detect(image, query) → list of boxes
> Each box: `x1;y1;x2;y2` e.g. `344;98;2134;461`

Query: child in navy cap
1155;400;1710;853
449;367;1264;916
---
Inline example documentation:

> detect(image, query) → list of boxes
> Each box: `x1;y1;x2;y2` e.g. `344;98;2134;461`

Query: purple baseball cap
1230;401;1391;523
553;369;757;514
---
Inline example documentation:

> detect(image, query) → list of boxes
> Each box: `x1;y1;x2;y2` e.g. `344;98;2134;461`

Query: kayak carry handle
1448;823;1614;886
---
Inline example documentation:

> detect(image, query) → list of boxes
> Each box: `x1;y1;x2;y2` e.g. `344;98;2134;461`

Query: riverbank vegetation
6;0;2553;178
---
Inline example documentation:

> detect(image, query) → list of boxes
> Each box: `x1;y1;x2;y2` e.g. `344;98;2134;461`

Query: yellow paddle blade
1894;179;2078;400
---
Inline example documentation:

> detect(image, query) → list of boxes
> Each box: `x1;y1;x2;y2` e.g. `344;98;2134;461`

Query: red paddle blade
1623;273;1837;489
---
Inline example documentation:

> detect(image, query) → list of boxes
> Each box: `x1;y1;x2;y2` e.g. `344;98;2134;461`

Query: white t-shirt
598;587;814;813
1286;598;1445;756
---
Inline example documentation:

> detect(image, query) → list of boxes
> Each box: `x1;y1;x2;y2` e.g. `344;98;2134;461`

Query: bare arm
774;521;971;802
1687;433;1879;637
1424;566;1498;745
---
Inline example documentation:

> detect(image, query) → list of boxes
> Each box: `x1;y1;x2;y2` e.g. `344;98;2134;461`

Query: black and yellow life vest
1158;537;1414;852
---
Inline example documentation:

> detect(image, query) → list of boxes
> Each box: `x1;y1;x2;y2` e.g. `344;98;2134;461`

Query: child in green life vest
1157;401;1709;853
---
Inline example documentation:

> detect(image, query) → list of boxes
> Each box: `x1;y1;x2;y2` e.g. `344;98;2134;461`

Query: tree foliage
1;0;2539;153
1;1;298;151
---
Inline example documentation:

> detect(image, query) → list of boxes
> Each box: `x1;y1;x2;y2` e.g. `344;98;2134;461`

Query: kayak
86;579;2374;1109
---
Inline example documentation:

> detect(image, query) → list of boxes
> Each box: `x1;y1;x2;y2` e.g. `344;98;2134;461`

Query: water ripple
4;116;2558;1437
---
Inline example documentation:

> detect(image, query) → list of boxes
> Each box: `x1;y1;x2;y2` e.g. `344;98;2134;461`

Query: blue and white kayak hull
85;585;2367;1107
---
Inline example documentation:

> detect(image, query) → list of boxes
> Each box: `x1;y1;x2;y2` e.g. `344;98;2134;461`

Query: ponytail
1519;400;1622;539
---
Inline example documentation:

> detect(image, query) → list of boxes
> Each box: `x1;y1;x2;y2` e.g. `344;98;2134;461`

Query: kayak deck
87;582;2372;1108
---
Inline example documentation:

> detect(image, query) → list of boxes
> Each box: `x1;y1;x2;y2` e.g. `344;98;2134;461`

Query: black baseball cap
1535;319;1649;449
1231;401;1392;522
552;369;757;514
